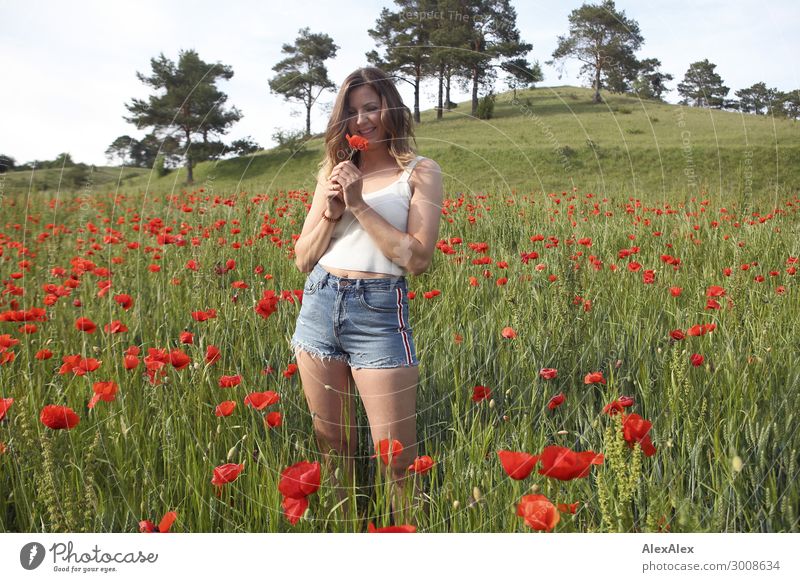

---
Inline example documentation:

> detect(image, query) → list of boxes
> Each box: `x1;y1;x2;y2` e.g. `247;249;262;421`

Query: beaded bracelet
321;211;342;223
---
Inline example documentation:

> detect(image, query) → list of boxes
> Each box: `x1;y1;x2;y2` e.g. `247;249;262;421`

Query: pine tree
124;49;242;183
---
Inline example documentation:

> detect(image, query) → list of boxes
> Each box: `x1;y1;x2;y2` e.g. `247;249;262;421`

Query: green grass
4;85;799;199
0;86;798;533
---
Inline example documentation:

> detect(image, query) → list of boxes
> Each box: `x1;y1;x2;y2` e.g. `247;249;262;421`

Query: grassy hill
5;85;800;199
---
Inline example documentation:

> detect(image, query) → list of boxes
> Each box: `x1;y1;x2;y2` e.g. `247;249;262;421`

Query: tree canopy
269;27;338;137
124;49;242;183
548;0;644;104
677;59;730;109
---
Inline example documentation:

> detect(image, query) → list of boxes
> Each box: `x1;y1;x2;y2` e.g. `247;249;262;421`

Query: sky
2;0;798;166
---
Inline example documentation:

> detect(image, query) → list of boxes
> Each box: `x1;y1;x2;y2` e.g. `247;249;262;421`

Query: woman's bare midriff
318;264;396;279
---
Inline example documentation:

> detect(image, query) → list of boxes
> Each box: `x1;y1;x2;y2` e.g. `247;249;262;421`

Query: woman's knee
312;416;357;456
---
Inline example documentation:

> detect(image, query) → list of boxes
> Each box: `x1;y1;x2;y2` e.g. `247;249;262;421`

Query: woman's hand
329;161;365;211
325;180;346;220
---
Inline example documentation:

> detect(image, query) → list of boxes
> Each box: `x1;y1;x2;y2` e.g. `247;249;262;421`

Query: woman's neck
358;147;397;174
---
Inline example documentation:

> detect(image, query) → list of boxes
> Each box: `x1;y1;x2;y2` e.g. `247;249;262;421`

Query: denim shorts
289;263;419;370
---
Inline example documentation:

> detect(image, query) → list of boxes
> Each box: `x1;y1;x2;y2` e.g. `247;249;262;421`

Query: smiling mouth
359;128;375;136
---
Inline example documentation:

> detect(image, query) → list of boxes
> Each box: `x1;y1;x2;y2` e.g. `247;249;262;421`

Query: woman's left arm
349;159;444;276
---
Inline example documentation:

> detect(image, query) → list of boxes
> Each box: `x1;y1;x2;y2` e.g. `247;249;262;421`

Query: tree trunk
437;62;444;120
593;57;602;103
185;129;193;184
471;64;479;116
413;63;421;123
445;71;452;111
186;152;193;184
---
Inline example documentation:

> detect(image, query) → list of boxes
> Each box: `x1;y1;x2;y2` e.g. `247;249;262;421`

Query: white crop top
318;155;426;276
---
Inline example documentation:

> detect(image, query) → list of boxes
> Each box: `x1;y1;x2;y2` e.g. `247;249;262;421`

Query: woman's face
345;85;386;148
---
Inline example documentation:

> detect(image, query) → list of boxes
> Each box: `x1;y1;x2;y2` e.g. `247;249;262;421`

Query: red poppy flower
114;294;133;310
256;291;279;319
179;331;193;344
40;405;80;430
501;326;517;339
367;522;417;533
59;355;101;376
536;445;604;481
498;450;539;480
669;287;682;297
346;133;369;151
557;501;580;514
603;399;624;416
104;320;128;334
211;463;244;495
265;411;282;428
88;381;119;409
123;354;139;370
215;401;236;417
283;363;298;378
218;375;242;388
516;494;560;531
407;455;435;475
74;317;97;333
205;345;221;365
139;511;177;533
372;438;404;465
706;285;726;297
618;395;635;407
670;329;686;341
690;353;704;367
279;460;321;501
281;495;309;525
0;397;13;421
169;349;191;370
539;368;558;380
547;393;565;410
621;413;657;456
35;349;53;360
244;390;280;410
472;385;491;402
584;371;606;385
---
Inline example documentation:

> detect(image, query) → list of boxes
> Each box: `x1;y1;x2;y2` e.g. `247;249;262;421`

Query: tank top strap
399;155;425;183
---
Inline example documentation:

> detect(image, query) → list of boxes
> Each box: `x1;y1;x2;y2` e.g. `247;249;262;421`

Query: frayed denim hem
291;340;350;365
350;361;420;371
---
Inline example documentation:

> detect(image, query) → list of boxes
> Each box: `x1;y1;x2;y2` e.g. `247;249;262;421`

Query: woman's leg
350;365;425;526
295;348;358;525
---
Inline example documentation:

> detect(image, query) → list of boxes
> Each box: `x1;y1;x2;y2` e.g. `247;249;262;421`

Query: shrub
476;92;496;120
272;129;309;154
155;155;169;177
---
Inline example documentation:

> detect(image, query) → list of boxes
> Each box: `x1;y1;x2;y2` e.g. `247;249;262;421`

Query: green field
0;86;798;532
5;85;800;200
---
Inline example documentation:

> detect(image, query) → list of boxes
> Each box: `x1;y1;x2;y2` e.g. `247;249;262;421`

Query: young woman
290;66;443;525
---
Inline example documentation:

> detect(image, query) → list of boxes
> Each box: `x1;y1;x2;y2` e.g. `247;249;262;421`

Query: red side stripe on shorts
396;288;412;365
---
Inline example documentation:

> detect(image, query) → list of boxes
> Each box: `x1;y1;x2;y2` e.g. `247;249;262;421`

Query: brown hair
316;67;417;182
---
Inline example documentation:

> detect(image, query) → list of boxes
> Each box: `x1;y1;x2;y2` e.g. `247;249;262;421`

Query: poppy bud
732;455;743;473
530;484;540;494
473;486;482;503
488;399;495;408
452;500;460;509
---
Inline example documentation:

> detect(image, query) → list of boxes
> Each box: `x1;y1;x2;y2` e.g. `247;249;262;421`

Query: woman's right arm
293;177;341;273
